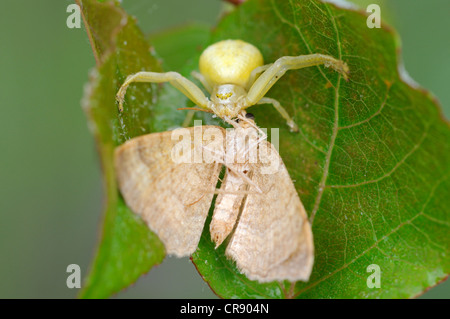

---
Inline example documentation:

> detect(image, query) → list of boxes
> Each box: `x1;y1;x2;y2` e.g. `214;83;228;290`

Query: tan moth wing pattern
225;140;314;282
114;126;225;257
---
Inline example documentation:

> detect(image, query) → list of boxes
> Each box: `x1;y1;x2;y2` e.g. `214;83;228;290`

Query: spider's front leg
116;71;210;112
257;97;299;132
242;53;349;131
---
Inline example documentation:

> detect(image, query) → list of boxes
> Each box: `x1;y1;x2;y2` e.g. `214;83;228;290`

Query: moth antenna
229;169;263;194
223;116;239;128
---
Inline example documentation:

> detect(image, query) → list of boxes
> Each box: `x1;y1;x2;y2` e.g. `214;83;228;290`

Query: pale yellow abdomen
199;39;264;87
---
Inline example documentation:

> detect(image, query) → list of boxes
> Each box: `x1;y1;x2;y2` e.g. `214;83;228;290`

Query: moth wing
115;126;225;257
225;140;314;282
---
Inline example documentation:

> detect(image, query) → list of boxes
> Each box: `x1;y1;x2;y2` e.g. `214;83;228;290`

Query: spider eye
216;92;233;100
245;113;255;120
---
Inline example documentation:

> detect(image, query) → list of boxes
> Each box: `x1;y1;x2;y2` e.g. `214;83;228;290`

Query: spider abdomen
199;39;264;88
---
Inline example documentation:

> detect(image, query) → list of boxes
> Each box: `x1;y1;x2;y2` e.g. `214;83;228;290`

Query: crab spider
116;39;349;132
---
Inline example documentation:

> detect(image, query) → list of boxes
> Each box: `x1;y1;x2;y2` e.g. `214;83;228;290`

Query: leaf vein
338;85;390;130
327;123;430;188
310;4;343;224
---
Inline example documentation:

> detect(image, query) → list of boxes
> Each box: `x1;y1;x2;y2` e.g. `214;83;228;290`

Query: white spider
116;39;349;132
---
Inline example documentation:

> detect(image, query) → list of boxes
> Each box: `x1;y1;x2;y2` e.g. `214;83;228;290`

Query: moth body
210;117;260;247
209;170;247;248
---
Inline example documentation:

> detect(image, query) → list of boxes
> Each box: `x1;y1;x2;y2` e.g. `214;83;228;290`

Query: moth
115;113;314;282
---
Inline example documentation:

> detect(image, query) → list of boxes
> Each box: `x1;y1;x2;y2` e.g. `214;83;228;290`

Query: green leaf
77;0;165;299
79;0;450;298
191;0;450;298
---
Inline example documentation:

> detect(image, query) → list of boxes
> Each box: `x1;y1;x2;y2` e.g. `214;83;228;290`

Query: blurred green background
0;0;448;298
